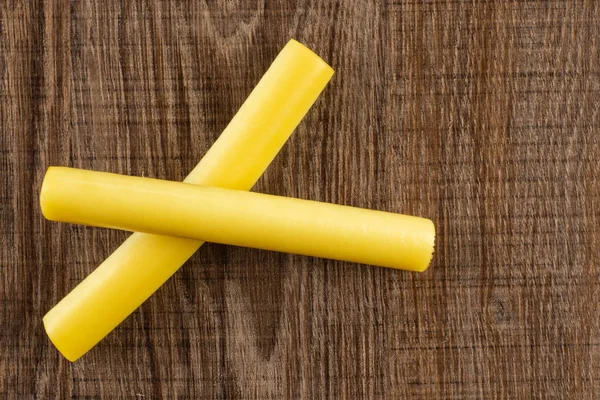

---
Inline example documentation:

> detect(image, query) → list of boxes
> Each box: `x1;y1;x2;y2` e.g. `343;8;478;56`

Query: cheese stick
43;39;334;361
42;167;435;272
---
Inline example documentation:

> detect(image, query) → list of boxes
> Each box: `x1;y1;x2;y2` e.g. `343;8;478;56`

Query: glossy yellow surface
42;167;436;272
42;39;334;361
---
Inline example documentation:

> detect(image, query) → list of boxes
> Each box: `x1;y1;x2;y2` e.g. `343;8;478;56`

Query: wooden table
1;1;598;398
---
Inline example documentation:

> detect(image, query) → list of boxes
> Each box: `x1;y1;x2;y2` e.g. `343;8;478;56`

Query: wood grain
1;0;599;398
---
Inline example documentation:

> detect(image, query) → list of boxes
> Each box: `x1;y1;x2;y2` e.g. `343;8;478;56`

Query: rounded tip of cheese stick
42;314;77;362
414;218;435;272
287;39;334;75
39;167;61;222
42;40;334;362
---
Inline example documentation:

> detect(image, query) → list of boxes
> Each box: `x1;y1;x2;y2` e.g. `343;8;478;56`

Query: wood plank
1;0;598;398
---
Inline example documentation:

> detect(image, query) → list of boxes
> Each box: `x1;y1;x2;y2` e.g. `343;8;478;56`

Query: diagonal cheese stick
42;168;435;272
43;39;334;361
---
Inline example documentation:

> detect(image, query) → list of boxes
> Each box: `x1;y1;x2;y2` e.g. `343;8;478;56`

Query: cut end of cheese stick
41;167;435;272
42;39;334;362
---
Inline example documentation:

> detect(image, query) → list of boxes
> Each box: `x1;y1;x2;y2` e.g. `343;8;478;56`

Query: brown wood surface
1;0;599;398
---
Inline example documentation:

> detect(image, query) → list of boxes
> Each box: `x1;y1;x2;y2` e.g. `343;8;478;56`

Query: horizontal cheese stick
43;39;334;362
41;167;435;272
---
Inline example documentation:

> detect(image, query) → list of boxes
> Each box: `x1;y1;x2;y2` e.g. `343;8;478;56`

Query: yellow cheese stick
42;167;436;272
43;39;334;362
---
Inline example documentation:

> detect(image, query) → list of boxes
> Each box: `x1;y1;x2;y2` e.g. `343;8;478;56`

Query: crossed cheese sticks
42;40;435;361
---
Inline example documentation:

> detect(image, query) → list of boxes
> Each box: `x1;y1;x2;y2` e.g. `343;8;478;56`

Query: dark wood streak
1;0;599;398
